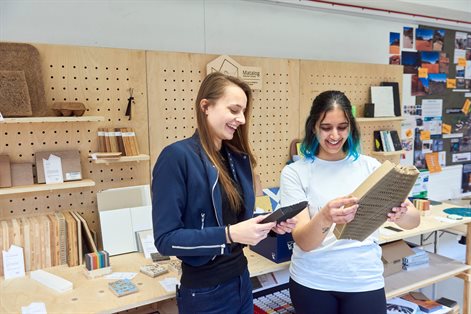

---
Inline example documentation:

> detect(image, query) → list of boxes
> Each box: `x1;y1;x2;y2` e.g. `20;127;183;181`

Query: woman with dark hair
279;90;419;314
152;72;296;314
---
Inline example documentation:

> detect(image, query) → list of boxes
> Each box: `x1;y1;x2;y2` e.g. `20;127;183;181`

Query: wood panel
0;44;150;247
1;44;404;257
147;52;299;188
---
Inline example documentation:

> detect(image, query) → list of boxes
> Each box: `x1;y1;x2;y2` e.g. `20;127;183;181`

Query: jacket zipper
211;168;225;254
172;244;226;250
211;168;221;226
200;213;205;229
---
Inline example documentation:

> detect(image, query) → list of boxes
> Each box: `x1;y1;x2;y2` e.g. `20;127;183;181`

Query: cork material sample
0;70;32;117
334;160;419;241
0;43;51;116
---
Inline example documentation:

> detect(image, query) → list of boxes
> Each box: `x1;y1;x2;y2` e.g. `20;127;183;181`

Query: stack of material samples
402;247;429;271
108;278;138;297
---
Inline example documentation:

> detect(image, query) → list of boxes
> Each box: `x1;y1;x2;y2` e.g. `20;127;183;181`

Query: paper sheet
2;245;25;280
43;154;63;184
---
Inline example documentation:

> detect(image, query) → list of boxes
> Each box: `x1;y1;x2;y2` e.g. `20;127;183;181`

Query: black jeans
289;277;387;314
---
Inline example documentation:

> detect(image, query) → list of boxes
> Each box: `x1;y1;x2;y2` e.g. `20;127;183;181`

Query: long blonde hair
195;72;256;212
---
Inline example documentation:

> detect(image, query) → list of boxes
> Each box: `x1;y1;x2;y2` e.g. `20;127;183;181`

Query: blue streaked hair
300;91;361;161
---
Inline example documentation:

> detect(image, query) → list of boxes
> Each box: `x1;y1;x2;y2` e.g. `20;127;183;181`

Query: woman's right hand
320;196;359;225
229;215;276;246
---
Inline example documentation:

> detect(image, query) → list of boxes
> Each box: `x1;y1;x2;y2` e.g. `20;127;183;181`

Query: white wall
0;0;413;64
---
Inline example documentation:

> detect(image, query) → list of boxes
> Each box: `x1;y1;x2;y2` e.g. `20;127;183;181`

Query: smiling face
315;105;350;161
202;84;247;150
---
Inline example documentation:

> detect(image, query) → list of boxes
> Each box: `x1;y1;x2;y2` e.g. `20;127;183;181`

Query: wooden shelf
370;150;404;156
0;116;105;124
90;154;150;164
0;179;95;196
385;252;471;299
356;117;404;122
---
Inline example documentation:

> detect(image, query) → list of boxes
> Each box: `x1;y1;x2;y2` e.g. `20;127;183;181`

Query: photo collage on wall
389;26;471;193
390;27;471;95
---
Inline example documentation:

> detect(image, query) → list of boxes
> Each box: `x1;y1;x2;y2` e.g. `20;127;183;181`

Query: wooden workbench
0;202;469;313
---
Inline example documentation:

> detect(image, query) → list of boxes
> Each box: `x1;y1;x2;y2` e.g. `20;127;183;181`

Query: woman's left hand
271;218;297;234
387;202;408;222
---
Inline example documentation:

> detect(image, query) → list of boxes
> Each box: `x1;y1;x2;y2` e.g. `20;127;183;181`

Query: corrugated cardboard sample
0;155;12;187
35;150;82;184
381;240;414;276
334;160;419;241
10;163;34;186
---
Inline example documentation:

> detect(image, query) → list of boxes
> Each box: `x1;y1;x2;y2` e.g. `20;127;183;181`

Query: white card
21;302;47;314
159;277;180;292
43;154;63;184
2;245;26;280
141;234;158;259
371;86;395;117
104;272;137;280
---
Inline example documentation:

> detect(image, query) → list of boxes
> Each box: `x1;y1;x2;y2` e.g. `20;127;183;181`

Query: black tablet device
260;201;308;224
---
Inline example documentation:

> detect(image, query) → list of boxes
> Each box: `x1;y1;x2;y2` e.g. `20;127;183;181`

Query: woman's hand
320;196;359;225
271;218;297;235
229;215;276;246
387;202;408;222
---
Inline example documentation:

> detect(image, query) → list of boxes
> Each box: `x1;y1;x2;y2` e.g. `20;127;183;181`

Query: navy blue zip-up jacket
152;132;255;267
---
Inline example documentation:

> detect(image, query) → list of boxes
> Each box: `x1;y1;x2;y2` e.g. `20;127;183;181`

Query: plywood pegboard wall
147;52;300;188
0;44;150;244
299;60;403;160
1;44;405;250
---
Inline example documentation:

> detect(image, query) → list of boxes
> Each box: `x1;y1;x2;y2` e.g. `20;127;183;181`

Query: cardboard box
35;150;82;183
250;233;294;263
0;155;12;187
10;162;34;186
381;240;414;277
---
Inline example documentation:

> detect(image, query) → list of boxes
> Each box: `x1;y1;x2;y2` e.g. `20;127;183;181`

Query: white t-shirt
280;154;385;292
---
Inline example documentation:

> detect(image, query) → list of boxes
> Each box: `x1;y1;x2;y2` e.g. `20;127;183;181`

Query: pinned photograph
403;26;414;49
389;32;400;54
411;75;428;96
428;73;447;95
439;52;449;74
432;29;445;51
416;28;433;51
389;55;400;65
402;51;419;74
420;51;440;74
455;32;467;49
